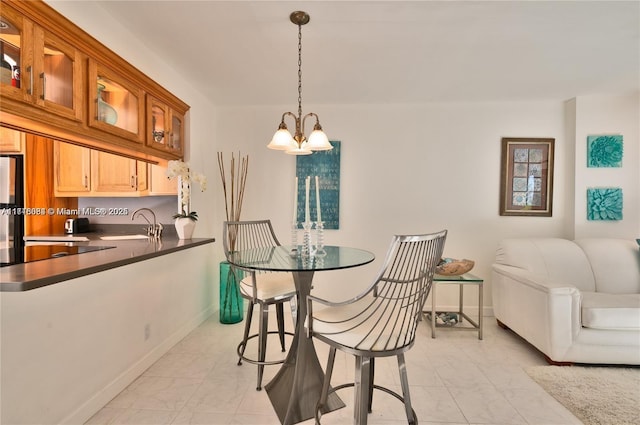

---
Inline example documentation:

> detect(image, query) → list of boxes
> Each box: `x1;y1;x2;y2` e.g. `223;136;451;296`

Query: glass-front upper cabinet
0;6;26;96
169;111;184;154
146;95;184;156
148;98;168;149
88;59;145;144
0;4;82;121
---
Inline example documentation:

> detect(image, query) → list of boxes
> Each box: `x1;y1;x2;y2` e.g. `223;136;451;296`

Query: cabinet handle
26;66;33;95
131;175;135;188
39;72;46;100
84;175;88;189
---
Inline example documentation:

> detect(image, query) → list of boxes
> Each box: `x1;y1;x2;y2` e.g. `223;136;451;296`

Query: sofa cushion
581;292;640;330
575;239;640;294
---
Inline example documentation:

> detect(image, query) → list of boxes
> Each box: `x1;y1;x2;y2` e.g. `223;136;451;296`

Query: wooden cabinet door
32;25;83;121
0;127;24;152
136;161;148;192
0;4;34;103
92;150;137;193
53;141;90;195
149;164;177;195
0;3;82;121
145;95;185;158
146;96;169;151
88;59;145;144
168;109;184;156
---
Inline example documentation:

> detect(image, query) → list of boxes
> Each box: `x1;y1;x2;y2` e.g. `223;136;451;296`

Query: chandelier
267;11;333;155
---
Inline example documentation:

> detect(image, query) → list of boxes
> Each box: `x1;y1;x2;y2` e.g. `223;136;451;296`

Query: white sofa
492;238;640;365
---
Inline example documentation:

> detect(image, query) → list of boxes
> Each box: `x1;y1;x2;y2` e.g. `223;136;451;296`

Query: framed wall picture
499;137;555;217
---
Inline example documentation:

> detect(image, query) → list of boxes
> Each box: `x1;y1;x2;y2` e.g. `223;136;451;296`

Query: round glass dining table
227;245;375;425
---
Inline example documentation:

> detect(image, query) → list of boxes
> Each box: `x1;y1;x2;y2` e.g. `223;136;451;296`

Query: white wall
0;245;216;424
213;101;573;305
214;97;639;305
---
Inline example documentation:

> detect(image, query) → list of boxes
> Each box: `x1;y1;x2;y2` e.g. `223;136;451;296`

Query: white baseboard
61;306;215;425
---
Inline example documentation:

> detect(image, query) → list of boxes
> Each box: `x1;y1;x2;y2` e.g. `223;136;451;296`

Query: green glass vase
219;261;244;324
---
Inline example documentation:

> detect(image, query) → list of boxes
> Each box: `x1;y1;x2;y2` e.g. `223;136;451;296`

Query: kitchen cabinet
92;150;147;194
53;141;90;194
149;164;177;195
1;0;189;163
0;2;83;122
0;126;24;152
54;141;149;197
146;95;185;157
88;59;145;145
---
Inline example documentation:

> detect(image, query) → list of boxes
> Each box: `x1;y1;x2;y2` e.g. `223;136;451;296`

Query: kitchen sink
99;235;149;241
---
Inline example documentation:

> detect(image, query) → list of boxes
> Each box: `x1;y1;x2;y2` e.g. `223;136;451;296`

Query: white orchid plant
166;160;207;221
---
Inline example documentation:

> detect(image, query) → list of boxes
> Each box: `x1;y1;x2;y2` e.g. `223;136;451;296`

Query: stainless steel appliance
64;217;90;234
0;154;24;266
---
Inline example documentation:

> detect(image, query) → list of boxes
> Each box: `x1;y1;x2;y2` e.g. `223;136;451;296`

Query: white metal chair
223;220;297;390
307;230;447;424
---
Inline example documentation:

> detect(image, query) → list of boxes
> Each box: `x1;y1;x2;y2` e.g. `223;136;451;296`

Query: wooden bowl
435;258;474;276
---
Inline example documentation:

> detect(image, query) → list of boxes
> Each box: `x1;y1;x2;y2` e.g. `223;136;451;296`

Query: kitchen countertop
1;233;215;292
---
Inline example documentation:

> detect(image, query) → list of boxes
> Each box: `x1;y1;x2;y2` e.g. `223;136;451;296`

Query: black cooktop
1;244;115;267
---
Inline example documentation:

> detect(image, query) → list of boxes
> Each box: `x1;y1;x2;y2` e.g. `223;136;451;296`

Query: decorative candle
315;176;321;222
293;176;298;222
305;176;310;223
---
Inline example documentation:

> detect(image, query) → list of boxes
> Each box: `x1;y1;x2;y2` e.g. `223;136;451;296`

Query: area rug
525;365;640;425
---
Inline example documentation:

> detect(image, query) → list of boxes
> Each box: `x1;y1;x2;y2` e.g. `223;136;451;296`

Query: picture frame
499;137;555;217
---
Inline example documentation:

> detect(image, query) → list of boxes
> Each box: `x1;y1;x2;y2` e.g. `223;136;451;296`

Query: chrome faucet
132;208;163;239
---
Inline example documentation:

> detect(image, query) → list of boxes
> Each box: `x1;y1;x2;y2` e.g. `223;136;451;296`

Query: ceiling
90;1;639;106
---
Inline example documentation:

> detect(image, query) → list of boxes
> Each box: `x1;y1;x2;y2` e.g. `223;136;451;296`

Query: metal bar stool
308;230;447;424
223;220;297;390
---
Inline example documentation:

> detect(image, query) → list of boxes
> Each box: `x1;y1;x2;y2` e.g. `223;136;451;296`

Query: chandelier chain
297;23;303;122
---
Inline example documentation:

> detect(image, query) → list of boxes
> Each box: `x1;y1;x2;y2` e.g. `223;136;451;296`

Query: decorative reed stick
218;151;249;251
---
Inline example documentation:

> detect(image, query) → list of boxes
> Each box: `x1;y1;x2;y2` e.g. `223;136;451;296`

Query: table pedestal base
265;270;345;424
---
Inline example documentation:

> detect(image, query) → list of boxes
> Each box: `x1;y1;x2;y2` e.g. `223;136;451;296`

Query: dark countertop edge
2;238;215;292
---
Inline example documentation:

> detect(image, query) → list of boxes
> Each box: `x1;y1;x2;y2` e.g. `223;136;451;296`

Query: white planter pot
174;217;196;239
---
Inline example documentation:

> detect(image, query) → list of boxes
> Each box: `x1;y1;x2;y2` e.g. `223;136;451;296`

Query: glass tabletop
227;245;375;272
434;272;483;282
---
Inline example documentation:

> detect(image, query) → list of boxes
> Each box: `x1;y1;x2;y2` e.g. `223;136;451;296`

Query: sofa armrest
492;264;582;361
492;264;579;295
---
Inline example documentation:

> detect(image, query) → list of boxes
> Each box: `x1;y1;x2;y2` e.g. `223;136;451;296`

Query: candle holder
315;221;326;257
290;221;299;257
302;221;314;258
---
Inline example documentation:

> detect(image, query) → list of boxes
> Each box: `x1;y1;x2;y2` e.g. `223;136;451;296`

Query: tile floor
86;312;582;425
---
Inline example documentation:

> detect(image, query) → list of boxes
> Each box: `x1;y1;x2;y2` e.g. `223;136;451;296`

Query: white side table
426;273;484;340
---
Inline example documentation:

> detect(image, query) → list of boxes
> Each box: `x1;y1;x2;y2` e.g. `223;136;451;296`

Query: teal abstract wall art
296;141;340;229
587;134;623;167
587;188;623;221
